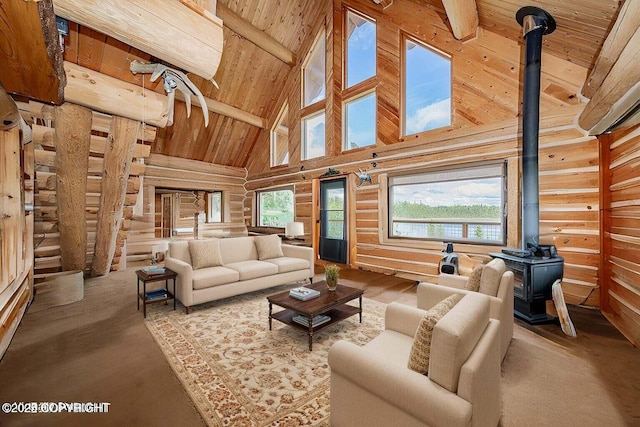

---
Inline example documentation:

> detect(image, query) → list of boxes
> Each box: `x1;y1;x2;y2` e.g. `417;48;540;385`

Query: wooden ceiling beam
174;92;268;129
64;61;169;128
581;0;640;99
216;2;296;67
52;0;223;80
441;0;479;40
578;25;640;135
0;0;65;104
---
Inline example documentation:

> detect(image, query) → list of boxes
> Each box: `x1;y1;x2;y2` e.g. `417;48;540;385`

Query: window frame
206;191;224;223
401;34;453;137
270;103;289;167
302;30;326;109
387;162;507;245
342;89;377;152
301;109;326;161
344;8;376;90
255;185;296;228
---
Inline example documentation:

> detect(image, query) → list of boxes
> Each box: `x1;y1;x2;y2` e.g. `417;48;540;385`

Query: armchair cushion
188;239;223;270
465;266;483;292
254;234;284;260
408;294;463;375
479;258;506;296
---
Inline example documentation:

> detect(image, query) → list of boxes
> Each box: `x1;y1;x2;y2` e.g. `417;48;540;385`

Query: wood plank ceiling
2;0;622;168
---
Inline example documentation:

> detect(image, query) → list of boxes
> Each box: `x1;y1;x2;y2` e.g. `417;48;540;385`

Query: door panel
319;178;347;263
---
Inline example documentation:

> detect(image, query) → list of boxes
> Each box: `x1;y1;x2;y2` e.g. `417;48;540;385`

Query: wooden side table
136;267;178;318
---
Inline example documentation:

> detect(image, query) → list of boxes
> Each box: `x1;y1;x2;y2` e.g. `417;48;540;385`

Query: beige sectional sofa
165;235;314;313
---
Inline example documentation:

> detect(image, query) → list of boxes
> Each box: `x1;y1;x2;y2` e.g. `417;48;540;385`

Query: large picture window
303;32;325;107
257;186;295;228
388;163;506;244
403;37;451;135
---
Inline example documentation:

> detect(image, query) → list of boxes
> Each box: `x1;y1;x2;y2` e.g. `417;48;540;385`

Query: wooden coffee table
267;281;364;351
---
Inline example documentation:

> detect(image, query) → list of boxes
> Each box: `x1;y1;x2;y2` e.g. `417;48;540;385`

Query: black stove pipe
516;7;556;250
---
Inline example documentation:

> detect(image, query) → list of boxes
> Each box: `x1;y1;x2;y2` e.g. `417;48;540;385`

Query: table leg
143;280;147;318
359;295;363;323
268;303;273;330
137;277;140;311
172;277;176;311
307;317;313;351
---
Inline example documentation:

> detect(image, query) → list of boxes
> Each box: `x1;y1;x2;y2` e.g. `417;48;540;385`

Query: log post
54;102;92;272
91;116;139;277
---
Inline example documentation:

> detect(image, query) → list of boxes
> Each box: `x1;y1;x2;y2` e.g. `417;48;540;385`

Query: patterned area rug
144;286;387;426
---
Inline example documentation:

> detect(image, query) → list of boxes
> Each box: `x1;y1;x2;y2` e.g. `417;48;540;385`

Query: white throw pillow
188;239;223;270
254;234;284;260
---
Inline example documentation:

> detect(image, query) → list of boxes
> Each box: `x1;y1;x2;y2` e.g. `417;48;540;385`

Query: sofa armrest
438;274;469;289
417;282;470;311
281;244;314;276
329;340;472;426
384;302;426;337
165;257;193;308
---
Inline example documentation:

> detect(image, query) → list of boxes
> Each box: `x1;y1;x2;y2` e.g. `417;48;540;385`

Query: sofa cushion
465;266;483;292
265;257;310;274
219;236;259;264
254;234;284;260
224;260;279;281
192;267;240;290
429;293;490;393
479;258;506;296
188;239;223;270
168;241;191;264
407;294;463;375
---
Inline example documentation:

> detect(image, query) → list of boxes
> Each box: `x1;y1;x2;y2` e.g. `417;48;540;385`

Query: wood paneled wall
600;124;640;346
125;154;248;264
244;0;600;307
0;127;34;359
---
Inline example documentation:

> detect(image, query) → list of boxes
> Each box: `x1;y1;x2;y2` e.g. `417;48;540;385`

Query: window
207;191;223;223
403;37;451;135
346;10;376;88
257;186;294;228
388;163;506;244
343;91;376;150
303;33;325;107
302;110;326;160
271;104;289;167
302;31;326;161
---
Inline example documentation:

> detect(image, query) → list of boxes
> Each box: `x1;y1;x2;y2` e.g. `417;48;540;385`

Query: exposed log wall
0;127;34;360
27;102;152;278
244;0;597;306
601;123;640;346
125;154;247;265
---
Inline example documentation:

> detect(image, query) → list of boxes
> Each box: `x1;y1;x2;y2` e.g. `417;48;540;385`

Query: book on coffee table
292;314;331;328
289;287;320;301
142;266;166;275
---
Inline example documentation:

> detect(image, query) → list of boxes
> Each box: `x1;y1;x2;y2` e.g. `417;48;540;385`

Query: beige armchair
329;293;501;427
418;258;514;361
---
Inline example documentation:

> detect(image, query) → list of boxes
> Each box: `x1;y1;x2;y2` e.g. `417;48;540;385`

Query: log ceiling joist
52;0;223;81
0;0;65;104
441;0;479;40
581;0;640;99
216;2;297;67
578;0;640;135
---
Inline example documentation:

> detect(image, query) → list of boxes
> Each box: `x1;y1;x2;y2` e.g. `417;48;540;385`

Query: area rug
144;286;387;426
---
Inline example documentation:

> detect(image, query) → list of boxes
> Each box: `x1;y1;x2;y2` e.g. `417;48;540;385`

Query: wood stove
494;7;563;325
491;252;563;324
